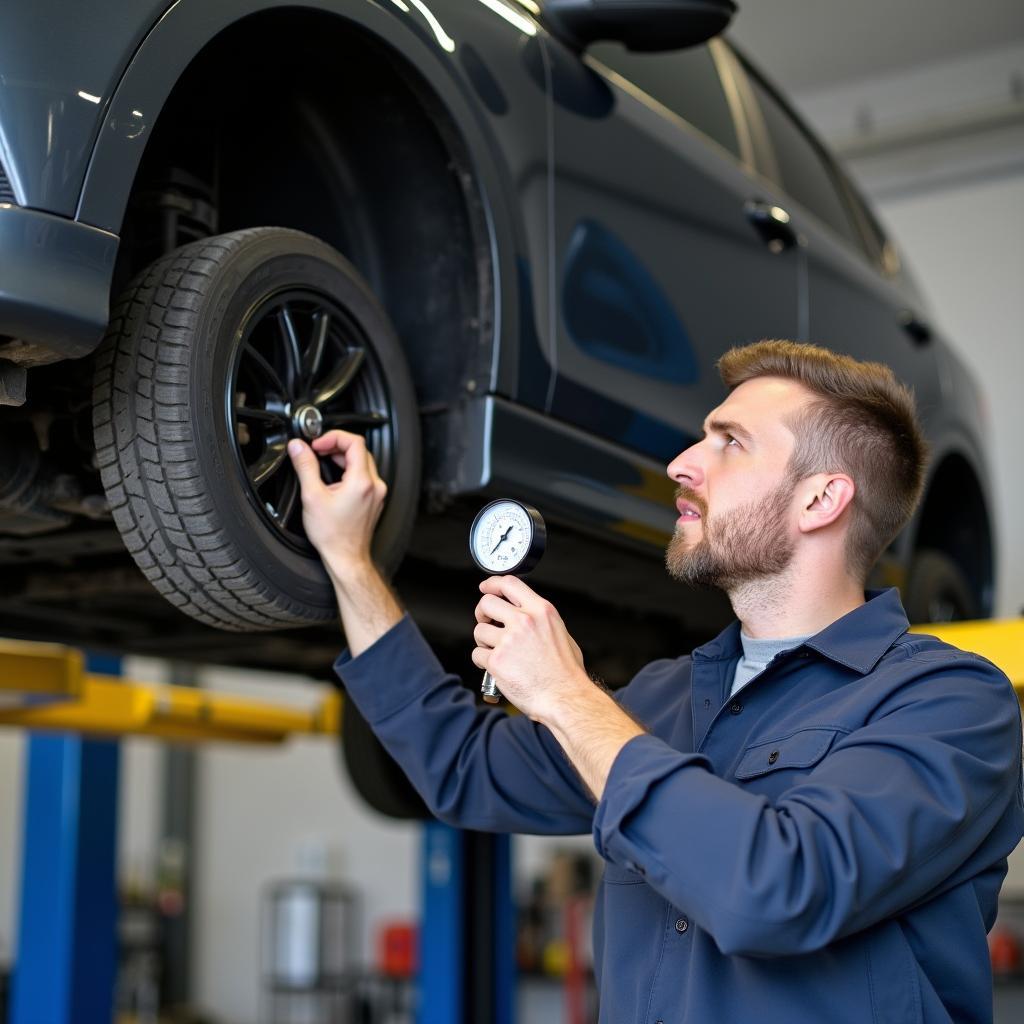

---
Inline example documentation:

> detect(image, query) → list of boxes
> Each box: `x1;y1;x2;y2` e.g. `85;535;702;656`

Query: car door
729;53;943;433
543;36;801;462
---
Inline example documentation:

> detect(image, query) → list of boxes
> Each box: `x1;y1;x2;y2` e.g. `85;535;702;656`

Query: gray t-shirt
730;630;813;698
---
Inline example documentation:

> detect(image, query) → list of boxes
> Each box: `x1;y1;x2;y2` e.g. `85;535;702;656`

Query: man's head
665;340;929;591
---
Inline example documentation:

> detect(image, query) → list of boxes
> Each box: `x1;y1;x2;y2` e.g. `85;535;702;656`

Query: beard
665;477;797;591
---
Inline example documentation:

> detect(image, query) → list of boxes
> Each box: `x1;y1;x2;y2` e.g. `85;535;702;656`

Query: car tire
93;227;420;631
341;700;431;820
903;548;979;625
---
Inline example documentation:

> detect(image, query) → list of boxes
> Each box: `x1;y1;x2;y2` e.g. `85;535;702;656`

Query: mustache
674;485;707;518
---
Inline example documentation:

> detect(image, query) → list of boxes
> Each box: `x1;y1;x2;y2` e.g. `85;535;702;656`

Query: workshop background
0;2;1022;1022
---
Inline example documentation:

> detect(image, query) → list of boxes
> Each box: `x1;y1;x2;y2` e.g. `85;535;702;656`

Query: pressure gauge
469;499;546;576
469;499;547;704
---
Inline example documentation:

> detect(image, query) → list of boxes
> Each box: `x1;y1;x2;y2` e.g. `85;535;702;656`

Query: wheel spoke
250;439;289;487
277;474;300;527
322;410;389;429
302;311;330;392
231;290;395;546
236;405;288;425
277;305;303;396
242;343;286;394
313;348;365;407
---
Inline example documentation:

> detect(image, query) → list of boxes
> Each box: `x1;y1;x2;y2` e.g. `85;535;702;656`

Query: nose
666;438;705;489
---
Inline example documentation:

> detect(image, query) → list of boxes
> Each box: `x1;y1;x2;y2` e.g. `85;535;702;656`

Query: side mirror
542;0;737;54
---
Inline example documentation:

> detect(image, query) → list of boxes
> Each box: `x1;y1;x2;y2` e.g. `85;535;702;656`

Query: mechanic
286;339;1023;1024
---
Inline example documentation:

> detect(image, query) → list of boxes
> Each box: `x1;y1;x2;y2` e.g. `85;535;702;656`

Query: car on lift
0;1;996;811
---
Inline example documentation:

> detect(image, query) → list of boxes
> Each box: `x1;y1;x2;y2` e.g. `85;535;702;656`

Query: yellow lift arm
0;616;1019;744
0;637;341;744
911;618;1024;702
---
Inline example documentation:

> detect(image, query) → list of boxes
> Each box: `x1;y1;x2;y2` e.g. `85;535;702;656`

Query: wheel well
913;453;994;615
113;8;494;414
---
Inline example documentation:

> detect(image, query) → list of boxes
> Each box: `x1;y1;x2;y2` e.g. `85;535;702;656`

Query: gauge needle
490;526;514;555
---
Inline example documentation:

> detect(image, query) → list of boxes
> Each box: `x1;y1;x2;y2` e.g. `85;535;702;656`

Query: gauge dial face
470;500;538;574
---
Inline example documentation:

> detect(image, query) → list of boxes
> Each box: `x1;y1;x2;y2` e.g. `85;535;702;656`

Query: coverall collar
692;587;910;675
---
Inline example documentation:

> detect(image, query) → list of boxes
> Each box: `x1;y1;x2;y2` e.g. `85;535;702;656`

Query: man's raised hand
287;430;387;576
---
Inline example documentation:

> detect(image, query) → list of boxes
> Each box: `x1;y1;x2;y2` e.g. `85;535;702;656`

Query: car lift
0;619;1021;1023
0;637;514;1024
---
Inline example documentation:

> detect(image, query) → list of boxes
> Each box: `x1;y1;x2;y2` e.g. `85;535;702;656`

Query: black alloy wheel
93;227;420;631
228;289;392;550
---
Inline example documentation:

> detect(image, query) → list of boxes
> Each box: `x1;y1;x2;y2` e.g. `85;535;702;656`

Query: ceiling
726;0;1024;94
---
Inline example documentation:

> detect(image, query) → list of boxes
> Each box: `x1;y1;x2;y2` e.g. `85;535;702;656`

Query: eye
725;434;741;448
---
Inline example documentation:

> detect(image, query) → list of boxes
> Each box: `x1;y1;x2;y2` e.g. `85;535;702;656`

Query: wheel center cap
294;404;324;440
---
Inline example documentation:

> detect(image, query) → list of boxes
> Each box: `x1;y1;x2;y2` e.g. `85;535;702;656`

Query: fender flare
75;0;529;386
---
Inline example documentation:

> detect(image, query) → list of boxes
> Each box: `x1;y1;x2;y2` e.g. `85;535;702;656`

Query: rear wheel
93;227;420;630
903;549;979;625
341;700;431;820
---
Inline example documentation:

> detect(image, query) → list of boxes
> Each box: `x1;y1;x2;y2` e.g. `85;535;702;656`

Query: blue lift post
419;823;516;1024
10;652;122;1024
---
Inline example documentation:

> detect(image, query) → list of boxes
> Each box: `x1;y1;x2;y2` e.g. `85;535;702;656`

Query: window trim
837;170;902;278
707;38;756;172
713;41;779;184
583;41;749;174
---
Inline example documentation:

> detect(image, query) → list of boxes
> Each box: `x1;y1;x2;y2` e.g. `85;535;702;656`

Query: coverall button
768;750;780;764
729;701;742;714
675;917;689;934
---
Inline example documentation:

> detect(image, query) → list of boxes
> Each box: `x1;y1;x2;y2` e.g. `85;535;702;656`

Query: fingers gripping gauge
469;499;547;704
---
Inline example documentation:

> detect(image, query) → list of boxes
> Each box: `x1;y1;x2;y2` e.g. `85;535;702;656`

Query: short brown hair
717;340;929;583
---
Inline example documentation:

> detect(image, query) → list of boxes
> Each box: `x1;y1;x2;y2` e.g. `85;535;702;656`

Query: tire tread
93;229;335;631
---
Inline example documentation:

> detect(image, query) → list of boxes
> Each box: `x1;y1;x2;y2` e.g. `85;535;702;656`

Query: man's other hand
473;576;591;724
287;430;386;578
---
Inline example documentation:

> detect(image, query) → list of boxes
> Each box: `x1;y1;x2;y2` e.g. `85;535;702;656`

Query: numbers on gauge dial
472;502;533;573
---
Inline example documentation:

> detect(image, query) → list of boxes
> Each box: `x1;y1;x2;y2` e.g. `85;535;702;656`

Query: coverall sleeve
334;614;595;834
591;650;1024;956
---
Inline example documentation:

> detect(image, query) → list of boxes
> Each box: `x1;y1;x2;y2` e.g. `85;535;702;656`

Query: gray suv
0;0;995;685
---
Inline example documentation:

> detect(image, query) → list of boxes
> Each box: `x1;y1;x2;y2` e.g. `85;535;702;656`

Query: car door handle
898;310;932;345
745;199;797;253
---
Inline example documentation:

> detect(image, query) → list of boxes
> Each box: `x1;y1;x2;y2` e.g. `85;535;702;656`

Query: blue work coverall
334;587;1024;1023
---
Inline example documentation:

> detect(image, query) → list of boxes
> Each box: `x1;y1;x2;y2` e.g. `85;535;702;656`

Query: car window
744;72;861;247
840;172;901;275
587;42;742;160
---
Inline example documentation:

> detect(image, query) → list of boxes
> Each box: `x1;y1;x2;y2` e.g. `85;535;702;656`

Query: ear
797;473;855;535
